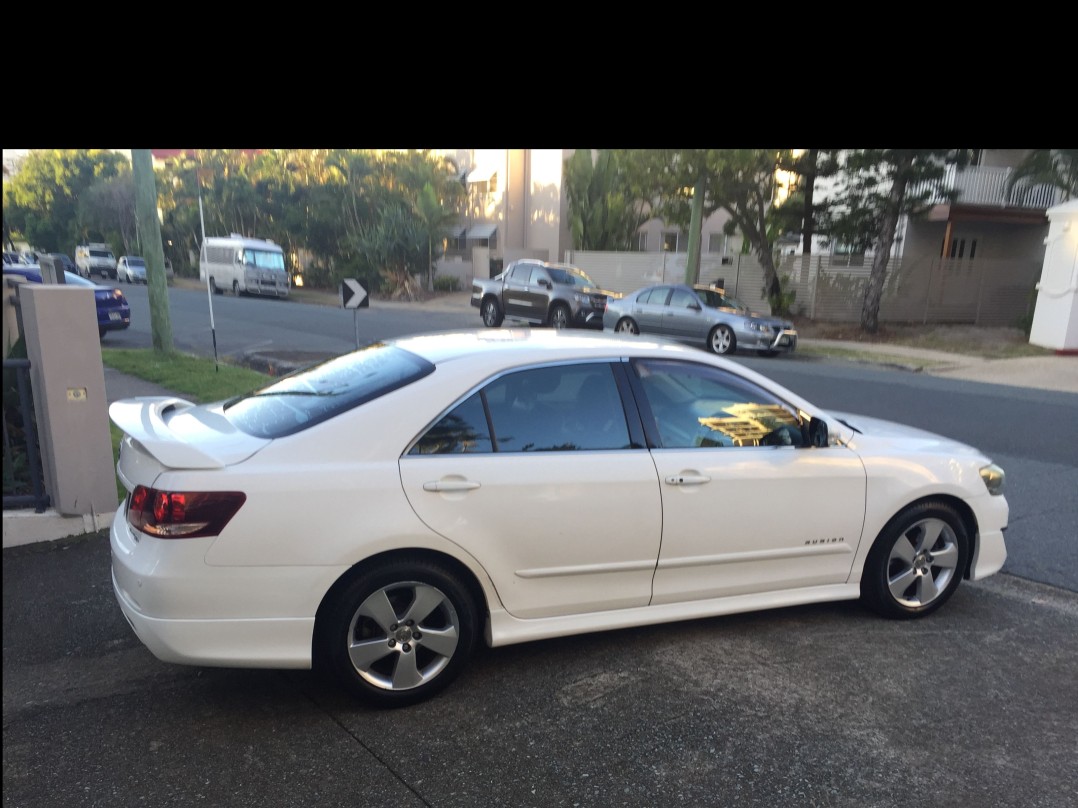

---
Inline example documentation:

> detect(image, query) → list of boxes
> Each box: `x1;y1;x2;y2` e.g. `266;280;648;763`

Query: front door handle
664;474;711;486
423;480;481;492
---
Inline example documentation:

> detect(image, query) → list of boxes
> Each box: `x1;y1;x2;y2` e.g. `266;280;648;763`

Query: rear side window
225;344;434;438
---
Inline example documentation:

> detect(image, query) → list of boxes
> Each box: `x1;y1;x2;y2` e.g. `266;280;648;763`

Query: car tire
319;557;479;708
209;277;220;295
233;280;240;296
548;303;571;330
481;297;504;328
708;325;736;355
860;501;969;620
615;317;640;335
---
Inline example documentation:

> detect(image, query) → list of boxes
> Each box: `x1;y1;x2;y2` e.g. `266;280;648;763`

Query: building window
707;233;724;253
662;231;681;252
948;238;978;260
636;232;648;251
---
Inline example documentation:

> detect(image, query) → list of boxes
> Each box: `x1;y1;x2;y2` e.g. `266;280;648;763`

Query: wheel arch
313;547;492;662
864;493;979;580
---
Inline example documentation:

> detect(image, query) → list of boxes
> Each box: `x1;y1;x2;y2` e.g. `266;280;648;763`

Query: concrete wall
1029;200;1078;351
17;284;118;519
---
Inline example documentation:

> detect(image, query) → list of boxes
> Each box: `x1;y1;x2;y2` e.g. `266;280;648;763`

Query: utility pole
131;149;174;353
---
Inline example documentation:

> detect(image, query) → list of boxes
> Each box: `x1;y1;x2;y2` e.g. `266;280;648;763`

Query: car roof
389;328;706;367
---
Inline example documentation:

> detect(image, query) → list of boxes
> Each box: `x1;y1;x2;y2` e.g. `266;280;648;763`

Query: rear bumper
109;513;336;669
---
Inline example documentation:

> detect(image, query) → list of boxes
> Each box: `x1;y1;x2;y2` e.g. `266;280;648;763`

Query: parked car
49;253;78;275
117;256;148;284
604;282;798;356
3;265;131;338
108;329;1008;708
471;259;620;329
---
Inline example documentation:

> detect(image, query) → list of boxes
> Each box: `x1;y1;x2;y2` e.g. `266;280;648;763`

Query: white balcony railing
921;165;1065;210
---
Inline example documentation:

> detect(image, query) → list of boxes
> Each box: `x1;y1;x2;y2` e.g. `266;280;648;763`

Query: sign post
340;278;369;349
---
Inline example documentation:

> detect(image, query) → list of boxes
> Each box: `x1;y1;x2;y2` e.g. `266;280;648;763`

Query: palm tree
412;182;459;291
1005;149;1078;203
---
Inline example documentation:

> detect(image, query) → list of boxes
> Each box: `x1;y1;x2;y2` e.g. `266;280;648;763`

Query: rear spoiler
109;396;270;469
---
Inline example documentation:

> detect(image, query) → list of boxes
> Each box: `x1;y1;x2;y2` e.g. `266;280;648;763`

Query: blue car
3;266;131;338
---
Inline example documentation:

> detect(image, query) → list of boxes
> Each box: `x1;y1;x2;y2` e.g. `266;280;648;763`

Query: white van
199;234;289;298
75;243;117;279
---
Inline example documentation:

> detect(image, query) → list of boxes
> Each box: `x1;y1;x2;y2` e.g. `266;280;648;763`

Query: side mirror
538;278;552;289
808;417;829;448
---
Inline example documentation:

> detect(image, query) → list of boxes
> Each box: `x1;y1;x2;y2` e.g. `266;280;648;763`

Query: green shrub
433;275;461;292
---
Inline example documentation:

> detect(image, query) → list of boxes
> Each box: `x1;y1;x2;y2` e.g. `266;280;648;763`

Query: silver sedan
603;283;798;356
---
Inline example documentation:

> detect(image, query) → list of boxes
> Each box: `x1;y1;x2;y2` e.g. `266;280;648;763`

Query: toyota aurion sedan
604;282;797;355
109;329;1007;708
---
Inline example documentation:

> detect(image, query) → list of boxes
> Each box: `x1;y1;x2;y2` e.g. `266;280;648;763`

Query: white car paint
108;329;1009;695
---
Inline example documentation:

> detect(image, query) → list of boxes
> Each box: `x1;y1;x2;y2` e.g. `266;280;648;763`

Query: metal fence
2;358;49;512
565;250;1041;327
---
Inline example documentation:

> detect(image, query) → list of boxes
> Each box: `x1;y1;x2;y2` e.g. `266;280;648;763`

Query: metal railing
917;165;1066;210
3;358;49;512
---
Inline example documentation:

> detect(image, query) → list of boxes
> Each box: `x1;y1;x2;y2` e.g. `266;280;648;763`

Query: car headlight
979;463;1005;496
573;293;589;305
747;320;768;332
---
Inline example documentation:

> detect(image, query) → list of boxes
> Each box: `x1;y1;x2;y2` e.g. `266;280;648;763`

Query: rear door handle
664;474;711;486
423;480;481;492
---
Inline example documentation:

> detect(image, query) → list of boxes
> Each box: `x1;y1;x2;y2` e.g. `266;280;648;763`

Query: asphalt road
3;533;1077;808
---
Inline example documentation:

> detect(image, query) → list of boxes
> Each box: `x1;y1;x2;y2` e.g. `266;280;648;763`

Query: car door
501;262;539;321
628;357;866;604
399;361;662;620
632;286;672;333
660;287;709;341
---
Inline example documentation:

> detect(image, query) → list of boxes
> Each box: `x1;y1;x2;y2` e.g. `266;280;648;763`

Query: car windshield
224;343;435;439
547;267;597;288
129;258;146;267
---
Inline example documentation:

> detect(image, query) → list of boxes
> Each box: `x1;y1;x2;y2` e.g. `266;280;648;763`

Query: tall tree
710;150;795;305
412;182;459;291
833;150;959;333
774;149;842;255
2;149;127;252
563;150;650;250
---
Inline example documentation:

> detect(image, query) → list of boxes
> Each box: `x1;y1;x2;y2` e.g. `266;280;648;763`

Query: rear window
224;343;435;438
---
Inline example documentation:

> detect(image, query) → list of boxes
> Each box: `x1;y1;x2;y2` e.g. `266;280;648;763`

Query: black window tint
485;364;631;452
634;359;803;449
409;392;492;455
225;344;434;439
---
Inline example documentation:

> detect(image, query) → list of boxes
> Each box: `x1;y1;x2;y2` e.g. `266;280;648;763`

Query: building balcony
924;165;1066;211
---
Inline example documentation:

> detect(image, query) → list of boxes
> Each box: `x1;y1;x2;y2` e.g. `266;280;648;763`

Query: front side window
410;364;632;455
632;359;804;449
638;287;670;305
668;288;697;309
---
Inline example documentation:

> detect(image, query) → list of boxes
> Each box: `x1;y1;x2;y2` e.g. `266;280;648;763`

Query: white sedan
109;329;1008;708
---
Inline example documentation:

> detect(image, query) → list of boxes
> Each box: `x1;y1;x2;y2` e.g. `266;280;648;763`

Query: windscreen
224;343;435;438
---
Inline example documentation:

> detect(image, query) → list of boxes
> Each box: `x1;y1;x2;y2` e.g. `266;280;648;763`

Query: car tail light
127;486;246;538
